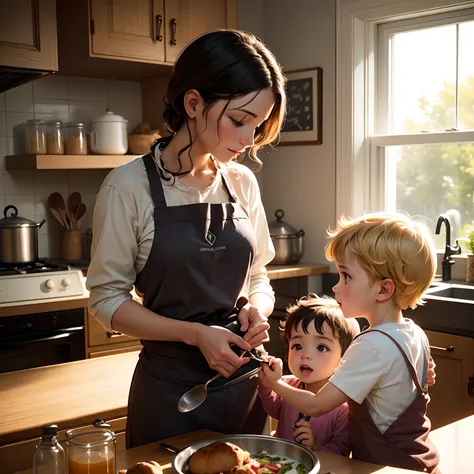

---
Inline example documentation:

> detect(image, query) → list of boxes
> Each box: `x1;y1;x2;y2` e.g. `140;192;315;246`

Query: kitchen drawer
0;416;127;474
87;310;139;347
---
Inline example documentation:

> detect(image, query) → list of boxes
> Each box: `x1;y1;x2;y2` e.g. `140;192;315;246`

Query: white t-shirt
330;319;429;434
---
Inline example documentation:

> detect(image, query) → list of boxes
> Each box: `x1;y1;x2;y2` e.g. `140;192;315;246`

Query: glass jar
65;122;88;155
25;119;46;154
46;120;64;155
66;425;115;474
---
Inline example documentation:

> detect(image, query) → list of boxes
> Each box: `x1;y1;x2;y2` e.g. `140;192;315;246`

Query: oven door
0;309;86;373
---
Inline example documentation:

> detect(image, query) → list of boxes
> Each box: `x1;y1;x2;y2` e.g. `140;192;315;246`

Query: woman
87;29;287;448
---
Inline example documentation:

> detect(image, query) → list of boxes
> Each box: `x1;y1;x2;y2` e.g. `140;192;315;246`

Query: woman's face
191;88;276;164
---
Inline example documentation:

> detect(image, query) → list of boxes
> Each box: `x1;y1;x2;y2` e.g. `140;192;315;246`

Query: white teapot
90;110;128;155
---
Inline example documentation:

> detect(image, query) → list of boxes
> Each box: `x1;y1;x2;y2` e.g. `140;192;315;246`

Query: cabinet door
90;0;166;63
164;0;233;64
425;330;474;429
0;0;57;70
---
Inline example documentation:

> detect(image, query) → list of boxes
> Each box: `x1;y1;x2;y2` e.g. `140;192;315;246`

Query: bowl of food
128;122;161;155
169;435;320;474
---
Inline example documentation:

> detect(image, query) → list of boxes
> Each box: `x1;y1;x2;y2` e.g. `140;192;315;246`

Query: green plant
468;230;474;254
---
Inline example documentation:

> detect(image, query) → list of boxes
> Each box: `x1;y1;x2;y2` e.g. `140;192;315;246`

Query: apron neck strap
143;153;167;208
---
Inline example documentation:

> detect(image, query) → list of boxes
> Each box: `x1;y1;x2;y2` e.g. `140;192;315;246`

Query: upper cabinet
0;0;58;71
57;0;237;80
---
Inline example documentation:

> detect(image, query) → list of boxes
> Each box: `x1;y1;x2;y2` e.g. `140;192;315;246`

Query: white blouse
87;148;276;331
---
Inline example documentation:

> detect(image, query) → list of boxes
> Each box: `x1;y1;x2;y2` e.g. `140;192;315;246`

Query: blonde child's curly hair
325;212;437;310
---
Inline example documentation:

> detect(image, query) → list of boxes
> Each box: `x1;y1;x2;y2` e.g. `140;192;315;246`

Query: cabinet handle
170;18;177;45
429;344;454;352
106;330;123;338
93;418;111;428
468;377;474;397
155;14;163;41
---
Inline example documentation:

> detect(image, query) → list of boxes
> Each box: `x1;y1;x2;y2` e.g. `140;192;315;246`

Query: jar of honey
66;423;116;474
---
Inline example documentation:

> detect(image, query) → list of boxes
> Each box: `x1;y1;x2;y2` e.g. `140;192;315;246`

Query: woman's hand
194;325;251;378
238;303;270;348
293;420;316;450
258;356;283;389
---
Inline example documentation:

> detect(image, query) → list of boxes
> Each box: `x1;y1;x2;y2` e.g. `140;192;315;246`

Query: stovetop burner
0;260;70;276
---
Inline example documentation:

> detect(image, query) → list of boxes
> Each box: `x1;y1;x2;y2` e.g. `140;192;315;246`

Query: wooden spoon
48;194;67;228
51;192;70;229
75;203;87;224
67;192;82;229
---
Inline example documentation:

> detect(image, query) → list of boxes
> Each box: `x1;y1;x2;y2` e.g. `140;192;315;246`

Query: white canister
90;110;128;155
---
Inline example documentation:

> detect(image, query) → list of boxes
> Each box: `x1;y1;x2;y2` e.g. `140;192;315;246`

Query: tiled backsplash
0;75;143;259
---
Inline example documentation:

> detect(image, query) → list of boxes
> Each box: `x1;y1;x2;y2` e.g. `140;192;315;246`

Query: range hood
0;66;53;93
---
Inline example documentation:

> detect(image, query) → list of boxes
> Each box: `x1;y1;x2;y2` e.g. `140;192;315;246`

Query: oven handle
0;326;84;346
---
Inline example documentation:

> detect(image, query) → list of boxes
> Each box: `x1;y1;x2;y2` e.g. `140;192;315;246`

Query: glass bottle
65;122;88;155
33;424;66;474
66;423;116;474
25;119;47;154
46;120;65;155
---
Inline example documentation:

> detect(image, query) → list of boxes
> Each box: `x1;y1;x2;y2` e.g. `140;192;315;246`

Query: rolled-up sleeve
86;183;140;332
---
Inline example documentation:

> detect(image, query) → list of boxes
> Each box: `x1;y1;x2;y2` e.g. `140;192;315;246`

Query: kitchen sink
424;285;474;302
403;282;474;338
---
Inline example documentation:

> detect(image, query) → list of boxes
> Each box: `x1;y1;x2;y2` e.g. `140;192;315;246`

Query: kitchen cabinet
425;330;474;429
86;309;142;358
0;0;58;71
0;416;126;474
57;0;237;80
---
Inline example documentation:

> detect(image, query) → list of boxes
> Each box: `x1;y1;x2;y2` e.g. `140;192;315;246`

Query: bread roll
189;441;250;474
119;460;163;474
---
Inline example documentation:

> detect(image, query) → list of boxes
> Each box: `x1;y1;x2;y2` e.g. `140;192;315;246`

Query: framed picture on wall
280;67;323;145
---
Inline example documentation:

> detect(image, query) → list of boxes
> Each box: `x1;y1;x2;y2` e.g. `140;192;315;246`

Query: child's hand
258;356;283;388
427;356;436;386
292;420;316;450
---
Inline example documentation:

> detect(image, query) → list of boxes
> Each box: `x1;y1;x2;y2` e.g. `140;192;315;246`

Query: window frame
335;0;474;219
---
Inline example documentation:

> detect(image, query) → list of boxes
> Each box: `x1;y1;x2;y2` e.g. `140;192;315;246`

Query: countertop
0;263;329;318
18;420;474;474
0;351;140;445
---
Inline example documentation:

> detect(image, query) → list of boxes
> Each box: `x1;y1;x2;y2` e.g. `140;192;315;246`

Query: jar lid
92;110;128;123
26;119;45;125
46;120;63;126
268;209;304;237
65;121;85;128
0;205;40;228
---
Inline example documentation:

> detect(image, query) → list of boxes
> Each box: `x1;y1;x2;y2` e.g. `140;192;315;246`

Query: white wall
0;75;142;259
239;0;337;264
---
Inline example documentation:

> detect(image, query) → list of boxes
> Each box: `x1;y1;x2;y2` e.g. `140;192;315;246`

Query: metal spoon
177;372;221;413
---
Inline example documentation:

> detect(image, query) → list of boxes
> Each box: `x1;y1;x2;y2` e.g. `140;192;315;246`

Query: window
372;9;474;249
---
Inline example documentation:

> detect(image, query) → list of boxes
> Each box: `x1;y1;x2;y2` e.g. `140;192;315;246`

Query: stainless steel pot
269;210;305;265
162;434;320;474
0;205;45;264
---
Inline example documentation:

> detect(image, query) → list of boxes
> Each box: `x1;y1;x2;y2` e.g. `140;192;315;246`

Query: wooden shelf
5;154;142;170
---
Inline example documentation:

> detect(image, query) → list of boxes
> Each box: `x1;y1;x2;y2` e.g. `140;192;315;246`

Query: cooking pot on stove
0;205;45;264
269;209;305;265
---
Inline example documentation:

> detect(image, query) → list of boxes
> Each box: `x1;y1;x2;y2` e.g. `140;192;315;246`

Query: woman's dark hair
157;29;287;176
281;294;360;357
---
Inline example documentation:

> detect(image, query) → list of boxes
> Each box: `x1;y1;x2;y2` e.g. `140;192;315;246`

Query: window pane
388;143;474;249
390;26;456;134
459;21;474;130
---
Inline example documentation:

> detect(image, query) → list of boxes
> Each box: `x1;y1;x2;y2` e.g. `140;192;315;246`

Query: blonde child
258;295;359;455
259;213;439;472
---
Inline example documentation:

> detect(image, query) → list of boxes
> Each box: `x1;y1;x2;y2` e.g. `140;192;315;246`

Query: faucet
435;214;461;281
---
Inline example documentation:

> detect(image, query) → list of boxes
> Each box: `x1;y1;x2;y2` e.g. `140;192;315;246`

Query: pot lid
0;205;40;228
269;209;301;236
92;110;128;123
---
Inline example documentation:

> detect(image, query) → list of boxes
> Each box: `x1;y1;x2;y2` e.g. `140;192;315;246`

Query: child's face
287;320;343;387
332;253;380;318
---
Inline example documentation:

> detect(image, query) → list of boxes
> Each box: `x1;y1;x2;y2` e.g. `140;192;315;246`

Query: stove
0;260;86;304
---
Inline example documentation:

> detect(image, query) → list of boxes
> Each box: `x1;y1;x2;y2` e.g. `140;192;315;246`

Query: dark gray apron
126;152;267;448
